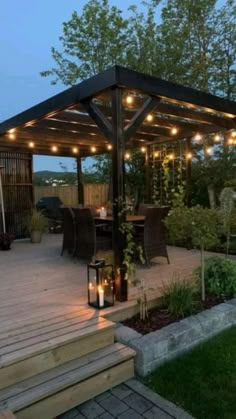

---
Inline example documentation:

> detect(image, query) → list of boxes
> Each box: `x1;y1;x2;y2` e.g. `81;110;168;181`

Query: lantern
87;260;114;309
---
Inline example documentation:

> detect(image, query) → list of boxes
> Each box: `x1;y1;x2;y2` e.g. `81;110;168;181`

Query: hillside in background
33;170;101;185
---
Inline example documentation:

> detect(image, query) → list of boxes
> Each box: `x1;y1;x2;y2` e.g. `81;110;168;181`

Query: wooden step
0;309;115;389
0;343;136;419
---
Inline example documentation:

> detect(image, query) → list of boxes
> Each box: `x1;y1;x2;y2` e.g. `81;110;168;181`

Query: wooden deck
0;233;227;328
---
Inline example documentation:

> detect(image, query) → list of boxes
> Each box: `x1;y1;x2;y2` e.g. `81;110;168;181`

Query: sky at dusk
0;0;225;172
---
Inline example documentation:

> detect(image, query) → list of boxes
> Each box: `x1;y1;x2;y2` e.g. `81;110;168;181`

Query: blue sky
0;0;225;172
0;0;138;172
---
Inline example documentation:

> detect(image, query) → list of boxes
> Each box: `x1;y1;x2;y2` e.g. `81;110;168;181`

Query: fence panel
34;184;109;207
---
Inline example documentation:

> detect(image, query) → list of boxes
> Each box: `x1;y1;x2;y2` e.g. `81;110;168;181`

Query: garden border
115;298;236;376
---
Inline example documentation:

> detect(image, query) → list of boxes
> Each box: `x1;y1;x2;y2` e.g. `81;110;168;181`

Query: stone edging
115;298;236;376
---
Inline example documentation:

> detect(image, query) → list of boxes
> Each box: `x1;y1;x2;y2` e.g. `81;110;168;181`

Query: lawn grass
144;326;236;419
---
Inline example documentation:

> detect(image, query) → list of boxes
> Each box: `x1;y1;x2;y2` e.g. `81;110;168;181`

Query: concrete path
58;379;193;419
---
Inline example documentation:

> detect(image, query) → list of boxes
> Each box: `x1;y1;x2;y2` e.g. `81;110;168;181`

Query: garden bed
122;294;228;335
115;298;236;376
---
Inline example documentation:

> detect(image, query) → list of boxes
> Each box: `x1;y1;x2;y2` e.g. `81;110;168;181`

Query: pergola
0;65;236;301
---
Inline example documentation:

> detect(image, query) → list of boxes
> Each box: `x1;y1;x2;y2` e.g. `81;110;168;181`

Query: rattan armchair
135;207;170;265
73;208;112;261
61;207;76;256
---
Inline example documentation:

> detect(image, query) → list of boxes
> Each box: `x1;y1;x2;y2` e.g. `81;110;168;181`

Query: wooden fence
34;184;109;207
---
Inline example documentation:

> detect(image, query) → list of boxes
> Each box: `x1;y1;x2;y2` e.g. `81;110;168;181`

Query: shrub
196;256;236;297
163;277;195;318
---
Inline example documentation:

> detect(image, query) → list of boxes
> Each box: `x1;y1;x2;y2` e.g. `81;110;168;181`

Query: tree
41;0;129;85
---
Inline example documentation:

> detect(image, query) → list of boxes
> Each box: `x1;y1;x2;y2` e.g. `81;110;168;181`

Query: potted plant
28;209;48;243
0;232;14;250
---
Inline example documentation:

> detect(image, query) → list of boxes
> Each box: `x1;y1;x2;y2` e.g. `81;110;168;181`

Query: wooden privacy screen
0;152;33;238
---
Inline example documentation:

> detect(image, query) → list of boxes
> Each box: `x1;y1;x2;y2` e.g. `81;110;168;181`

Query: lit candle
98;286;104;307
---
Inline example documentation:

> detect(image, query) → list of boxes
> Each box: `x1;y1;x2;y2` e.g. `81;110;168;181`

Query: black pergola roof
0;65;235;157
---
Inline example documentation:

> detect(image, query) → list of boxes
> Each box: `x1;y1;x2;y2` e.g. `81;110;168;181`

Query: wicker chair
135;207;170;265
73;208;112;261
61;207;76;256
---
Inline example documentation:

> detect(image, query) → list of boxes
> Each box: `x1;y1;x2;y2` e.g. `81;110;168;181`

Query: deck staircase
0;307;135;419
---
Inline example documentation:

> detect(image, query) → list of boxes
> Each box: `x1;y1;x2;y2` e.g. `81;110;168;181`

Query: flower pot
31;230;42;243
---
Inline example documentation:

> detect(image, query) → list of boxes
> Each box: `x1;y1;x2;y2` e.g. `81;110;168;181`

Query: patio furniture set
61;204;170;266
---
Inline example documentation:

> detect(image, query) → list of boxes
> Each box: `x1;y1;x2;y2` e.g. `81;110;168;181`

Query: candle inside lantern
98;286;104;307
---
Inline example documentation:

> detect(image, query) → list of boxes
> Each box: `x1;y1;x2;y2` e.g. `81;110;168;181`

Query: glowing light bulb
29;142;34;148
168;153;174;160
146;114;153;122
72;147;78;154
141;147;146;153
52;145;58;152
186;152;192;159
228;138;234;145
154;151;159;158
107;144;112;150
126;95;134;105
91;146;97;153
171;127;178;135
214;134;220;142
206;147;212;155
232;131;236;138
125;152;130;160
195;133;202;141
8;128;16;134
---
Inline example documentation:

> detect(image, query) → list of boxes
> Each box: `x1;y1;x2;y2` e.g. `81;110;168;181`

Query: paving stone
143;406;172;418
78;400;105;419
123;392;153;414
117;408;143;419
58;408;83;419
95;391;111;403
97;412;114;419
111;384;133;400
99;395;128;416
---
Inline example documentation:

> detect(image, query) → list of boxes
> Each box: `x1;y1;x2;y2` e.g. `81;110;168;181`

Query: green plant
165;206;221;301
28;209;48;233
163;277;195;318
196;256;236;297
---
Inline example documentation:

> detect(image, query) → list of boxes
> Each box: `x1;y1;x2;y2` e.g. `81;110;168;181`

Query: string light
126;95;134;105
91;146;97;153
186;152;192;160
206;147;212;155
8;129;16;134
8;128;16;140
214;134;221;142
146;114;153;122
232;131;236;137
72;147;78;154
51;145;58;152
168;153;175;160
194;133;202;141
141;147;146;153
154;151;159;158
29;142;34;148
107;144;112;150
228;138;234;145
171;127;178;135
125;152;130;160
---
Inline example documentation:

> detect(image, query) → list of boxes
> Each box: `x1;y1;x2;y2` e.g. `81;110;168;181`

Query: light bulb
141;147;146;153
125;152;130;160
214;134;220;142
146;114;153;122
29;142;34;148
126;95;134;105
195;133;202;141
186;152;192;159
154;151;159;158
171;127;178;135
107;144;112;150
91;146;97;153
52;145;58;152
72;147;78;154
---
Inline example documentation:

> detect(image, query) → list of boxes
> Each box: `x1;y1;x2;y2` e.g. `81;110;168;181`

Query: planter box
115;298;236;377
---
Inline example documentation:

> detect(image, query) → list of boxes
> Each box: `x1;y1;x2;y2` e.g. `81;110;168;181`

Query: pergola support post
145;145;151;203
111;87;127;302
186;138;192;207
76;157;84;205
